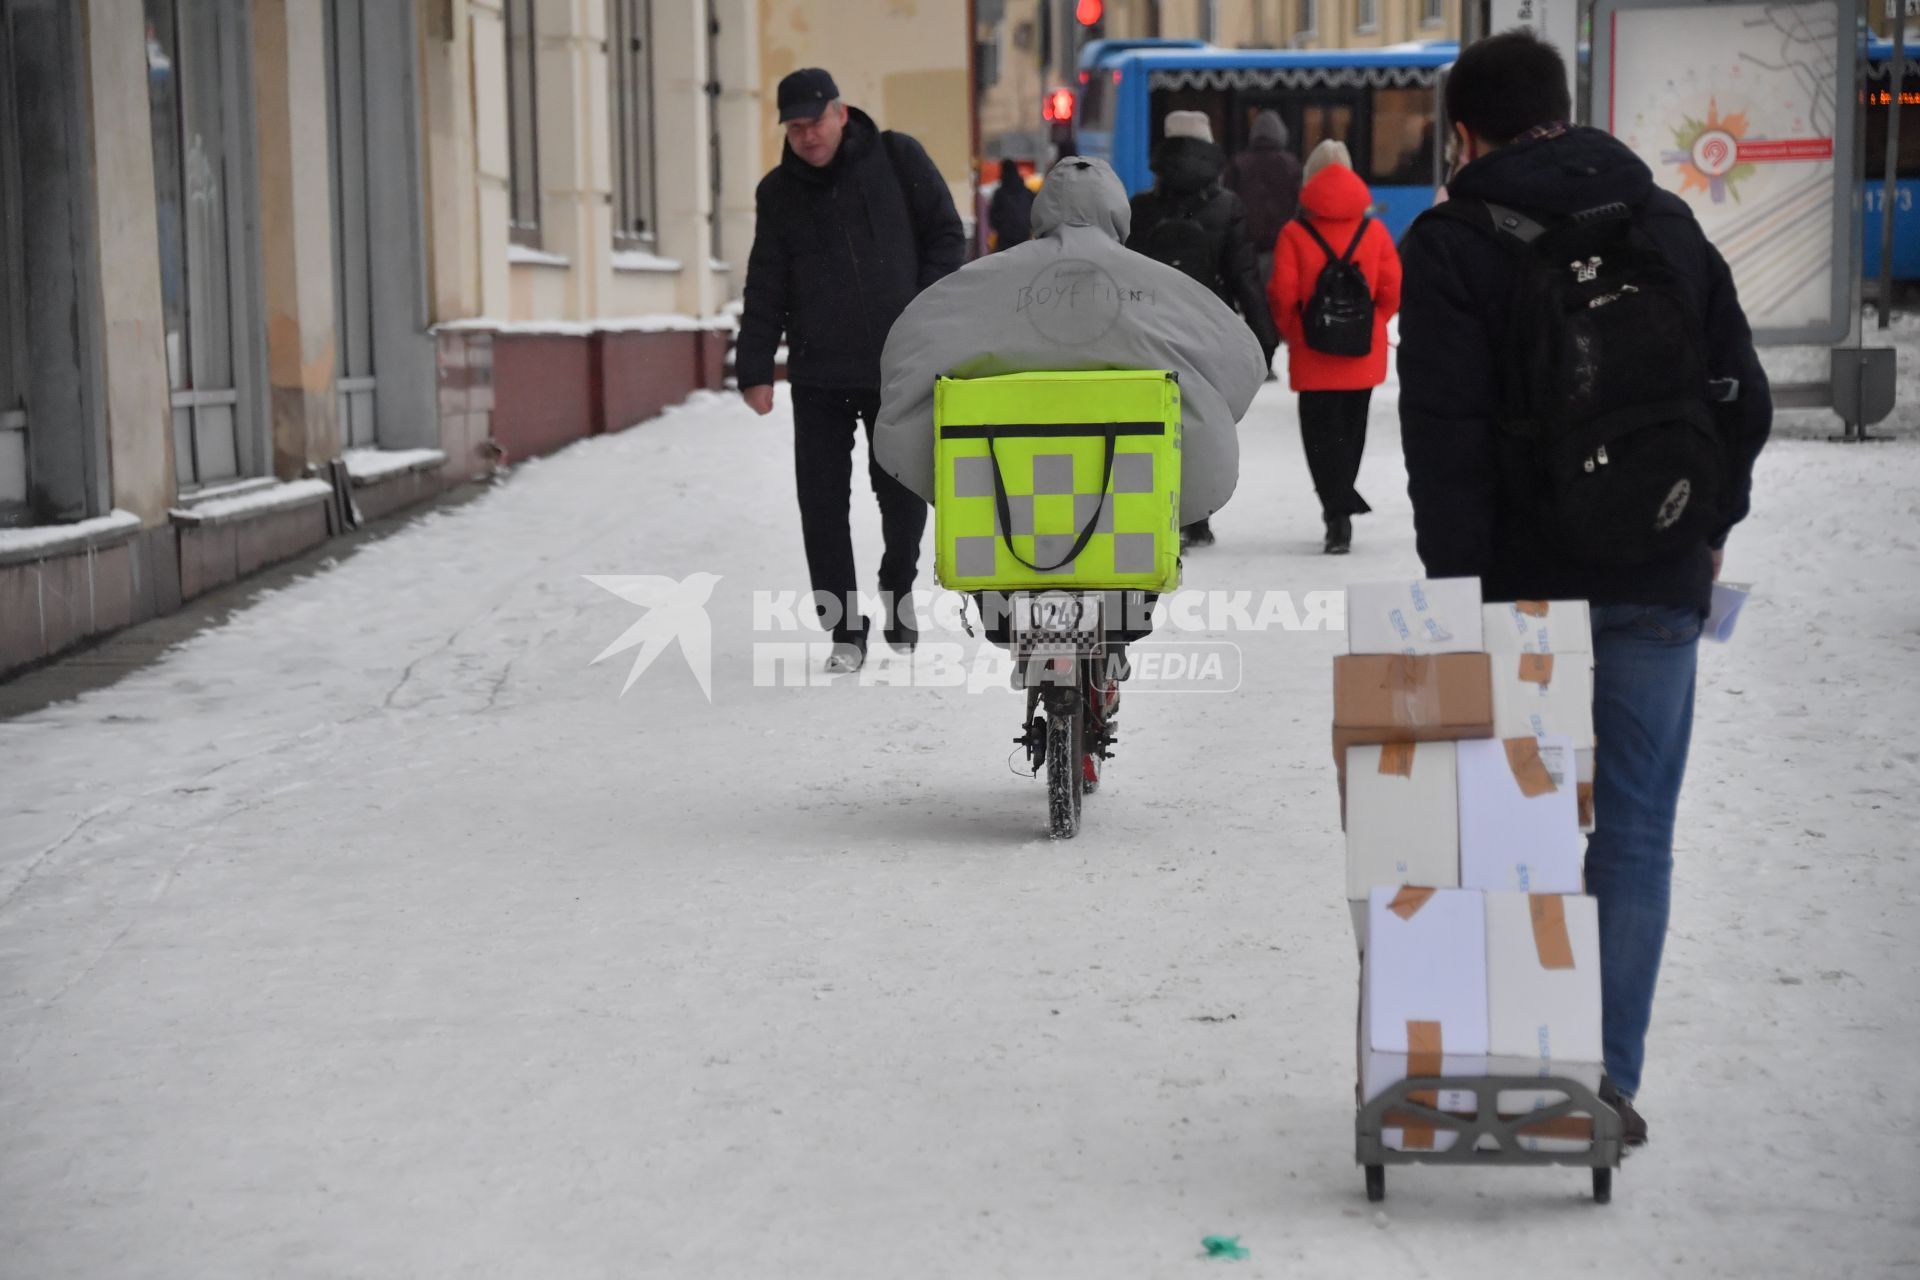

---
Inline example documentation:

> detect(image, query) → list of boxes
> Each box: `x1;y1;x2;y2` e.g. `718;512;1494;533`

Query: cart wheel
1592;1168;1612;1205
1365;1165;1385;1203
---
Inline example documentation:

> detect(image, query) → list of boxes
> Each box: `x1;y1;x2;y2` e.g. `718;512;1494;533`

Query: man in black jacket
736;68;965;672
1128;110;1278;549
1398;32;1771;1146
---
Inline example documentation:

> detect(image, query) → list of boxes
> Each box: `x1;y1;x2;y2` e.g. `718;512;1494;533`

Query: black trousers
1297;388;1374;520
791;385;927;640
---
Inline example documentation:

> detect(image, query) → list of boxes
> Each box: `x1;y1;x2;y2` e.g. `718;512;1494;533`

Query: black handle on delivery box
984;429;1119;574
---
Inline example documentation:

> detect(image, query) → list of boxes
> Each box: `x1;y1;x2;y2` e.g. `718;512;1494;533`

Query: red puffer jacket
1267;164;1402;392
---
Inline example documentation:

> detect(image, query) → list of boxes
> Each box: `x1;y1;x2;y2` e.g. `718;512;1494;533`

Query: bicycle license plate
1010;592;1103;659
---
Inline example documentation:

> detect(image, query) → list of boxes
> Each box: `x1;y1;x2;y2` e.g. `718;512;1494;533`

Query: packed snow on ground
1;342;1916;1277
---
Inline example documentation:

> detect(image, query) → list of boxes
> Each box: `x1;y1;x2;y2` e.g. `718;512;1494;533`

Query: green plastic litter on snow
1201;1235;1250;1260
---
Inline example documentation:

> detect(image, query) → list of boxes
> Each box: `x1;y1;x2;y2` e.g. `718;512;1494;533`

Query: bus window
1299;101;1355;159
1372;87;1438;186
1082;70;1112;134
1864;86;1920;180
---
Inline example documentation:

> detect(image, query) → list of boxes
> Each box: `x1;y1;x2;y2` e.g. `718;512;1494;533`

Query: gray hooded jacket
875;156;1265;523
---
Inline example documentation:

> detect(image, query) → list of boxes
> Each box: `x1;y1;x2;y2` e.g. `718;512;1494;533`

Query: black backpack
1430;199;1727;568
1137;193;1220;290
1298;216;1375;357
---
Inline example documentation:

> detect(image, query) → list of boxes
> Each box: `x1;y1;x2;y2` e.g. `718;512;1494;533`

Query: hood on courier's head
1030;156;1131;243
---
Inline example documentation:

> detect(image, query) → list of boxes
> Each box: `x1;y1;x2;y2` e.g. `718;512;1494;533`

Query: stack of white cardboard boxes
1336;579;1605;1153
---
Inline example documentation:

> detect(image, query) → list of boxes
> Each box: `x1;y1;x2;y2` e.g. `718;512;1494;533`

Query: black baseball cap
777;68;839;123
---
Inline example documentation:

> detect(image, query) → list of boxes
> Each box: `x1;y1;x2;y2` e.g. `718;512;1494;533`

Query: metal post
1837;8;1872;440
1879;3;1906;329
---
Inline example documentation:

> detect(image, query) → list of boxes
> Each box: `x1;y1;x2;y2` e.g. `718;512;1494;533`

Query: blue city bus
1865;37;1919;284
1077;36;1916;286
1073;40;1456;240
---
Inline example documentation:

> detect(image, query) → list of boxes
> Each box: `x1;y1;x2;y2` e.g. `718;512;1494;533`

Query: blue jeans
1585;604;1702;1099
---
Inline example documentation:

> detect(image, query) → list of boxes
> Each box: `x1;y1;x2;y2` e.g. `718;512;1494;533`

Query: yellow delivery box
933;370;1182;593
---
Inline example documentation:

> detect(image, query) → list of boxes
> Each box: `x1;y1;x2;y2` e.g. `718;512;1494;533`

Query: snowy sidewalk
2;382;1917;1278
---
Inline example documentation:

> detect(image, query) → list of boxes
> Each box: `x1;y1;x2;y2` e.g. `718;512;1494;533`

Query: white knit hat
1163;110;1214;143
1304;138;1353;181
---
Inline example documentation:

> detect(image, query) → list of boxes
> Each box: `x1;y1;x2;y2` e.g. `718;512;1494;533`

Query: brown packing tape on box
1330;653;1493;745
1388;885;1436;920
1403;1020;1442;1150
1515;600;1551;617
1377;741;1415;777
1332;653;1493;830
1386;655;1437;728
1517;653;1555;686
1528;894;1576;969
1512;1114;1596;1142
1504;736;1558;799
1377;1111;1597;1142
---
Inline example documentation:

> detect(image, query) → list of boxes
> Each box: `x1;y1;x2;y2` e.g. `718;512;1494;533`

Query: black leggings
1297;389;1374;520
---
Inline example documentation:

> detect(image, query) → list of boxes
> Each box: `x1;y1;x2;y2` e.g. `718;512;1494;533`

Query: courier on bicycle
873;157;1265;835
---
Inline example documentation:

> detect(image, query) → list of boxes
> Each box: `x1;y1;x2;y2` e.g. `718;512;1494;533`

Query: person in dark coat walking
1397;32;1771;1146
1268;140;1400;555
1224;109;1303;285
736;68;965;672
986;158;1036;251
1127;110;1277;549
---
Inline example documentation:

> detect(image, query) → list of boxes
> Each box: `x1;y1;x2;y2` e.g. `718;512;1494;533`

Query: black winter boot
1324;514;1352;555
826;619;870;674
883;590;918;652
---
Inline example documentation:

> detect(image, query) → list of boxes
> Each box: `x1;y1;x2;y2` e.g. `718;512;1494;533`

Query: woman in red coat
1267;140;1402;554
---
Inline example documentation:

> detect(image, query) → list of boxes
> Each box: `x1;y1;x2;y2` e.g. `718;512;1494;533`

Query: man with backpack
1267;139;1400;555
736;68;966;673
1127;111;1277;549
1397;32;1772;1146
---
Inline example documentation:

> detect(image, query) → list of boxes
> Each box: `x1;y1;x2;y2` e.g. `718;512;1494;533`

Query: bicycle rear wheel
1046;699;1083;839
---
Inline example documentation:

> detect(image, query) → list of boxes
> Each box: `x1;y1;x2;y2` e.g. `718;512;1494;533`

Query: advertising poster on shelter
1606;1;1843;337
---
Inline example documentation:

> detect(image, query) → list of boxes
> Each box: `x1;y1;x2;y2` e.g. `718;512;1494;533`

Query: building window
326;0;378;448
1199;0;1220;42
146;0;261;489
608;0;655;245
504;0;539;246
0;11;26;523
1421;0;1444;24
1356;0;1379;30
706;0;724;261
975;36;1002;93
1298;0;1318;36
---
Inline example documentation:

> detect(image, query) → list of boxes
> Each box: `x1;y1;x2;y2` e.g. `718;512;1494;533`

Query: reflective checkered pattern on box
933;372;1183;594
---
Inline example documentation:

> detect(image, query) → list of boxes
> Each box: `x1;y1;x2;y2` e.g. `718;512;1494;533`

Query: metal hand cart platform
1356;1074;1624;1204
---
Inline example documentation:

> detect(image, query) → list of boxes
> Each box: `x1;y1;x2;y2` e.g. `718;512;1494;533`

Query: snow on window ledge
508;244;572;269
612;248;684;274
342;448;448;487
0;509;142;568
170;479;333;527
